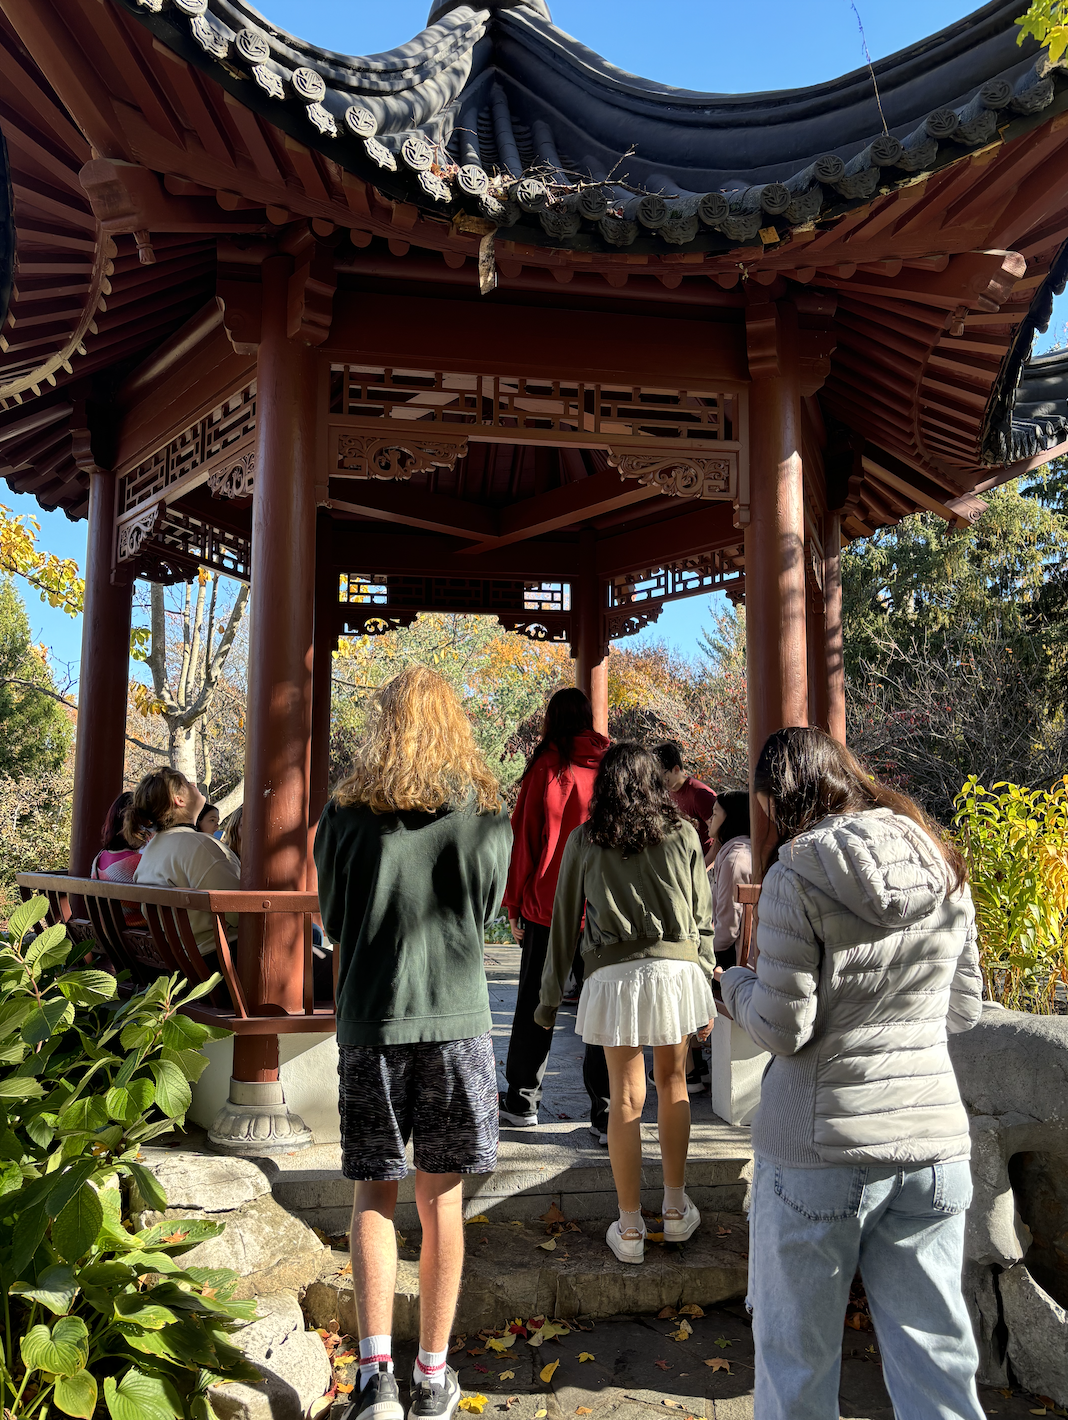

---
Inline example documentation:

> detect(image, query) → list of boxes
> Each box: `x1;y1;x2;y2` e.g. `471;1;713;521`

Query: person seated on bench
92;791;146;926
126;769;240;971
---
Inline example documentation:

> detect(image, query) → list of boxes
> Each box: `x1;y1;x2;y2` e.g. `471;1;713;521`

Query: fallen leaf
845;1314;866;1331
459;1397;488;1414
467;1348;486;1357
541;1203;566;1224
654;1361;671;1372
705;1359;731;1373
474;1365;489;1374
538;1239;557;1252
679;1305;704;1318
540;1360;560;1384
486;1337;516;1354
337;1382;355;1395
670;1323;692;1342
528;1321;570;1346
535;1411;547;1417
658;1307;678;1320
467;1216;490;1225
577;1353;595;1363
1029;1412;1046;1417
503;1399;519;1411
646;1232;665;1243
499;1372;515;1382
510;1221;523;1227
338;1262;353;1276
449;1343;467;1355
335;1355;355;1366
161;1230;188;1244
715;1226;732;1237
576;1410;593;1416
714;1337;732;1349
662;1400;684;1409
396;1234;406;1247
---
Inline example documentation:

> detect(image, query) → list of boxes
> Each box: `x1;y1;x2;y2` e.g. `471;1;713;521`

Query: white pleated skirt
575;957;716;1048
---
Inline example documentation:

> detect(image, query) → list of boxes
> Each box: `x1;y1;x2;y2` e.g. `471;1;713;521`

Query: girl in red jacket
499;688;610;1136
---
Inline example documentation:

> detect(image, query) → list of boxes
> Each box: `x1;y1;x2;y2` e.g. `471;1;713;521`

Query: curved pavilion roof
2;0;1068;529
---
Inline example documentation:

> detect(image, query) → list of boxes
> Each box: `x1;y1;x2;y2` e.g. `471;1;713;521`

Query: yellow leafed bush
953;775;1068;1012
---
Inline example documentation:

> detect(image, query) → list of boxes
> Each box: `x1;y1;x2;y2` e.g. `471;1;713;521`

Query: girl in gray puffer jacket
720;727;984;1420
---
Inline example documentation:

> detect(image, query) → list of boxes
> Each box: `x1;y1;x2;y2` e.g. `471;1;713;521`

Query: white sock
618;1207;644;1237
663;1186;687;1217
359;1334;393;1390
414;1345;448;1387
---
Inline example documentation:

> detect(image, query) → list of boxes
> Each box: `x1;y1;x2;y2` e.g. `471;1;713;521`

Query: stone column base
208;1078;314;1156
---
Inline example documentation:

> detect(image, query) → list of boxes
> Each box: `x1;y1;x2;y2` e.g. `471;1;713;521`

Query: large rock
131;1148;272;1212
210;1293;332;1420
948;1005;1068;1396
1000;1263;1068;1407
135;1194;327;1299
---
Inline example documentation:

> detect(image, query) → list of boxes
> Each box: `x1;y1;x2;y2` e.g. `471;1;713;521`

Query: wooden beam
596;501;738;576
327;482;496;539
326;525;578;579
457;467;663;554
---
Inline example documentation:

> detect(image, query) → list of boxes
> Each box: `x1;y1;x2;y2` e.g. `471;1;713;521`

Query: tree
0;504;84;619
1016;0;1068;64
0;576;73;780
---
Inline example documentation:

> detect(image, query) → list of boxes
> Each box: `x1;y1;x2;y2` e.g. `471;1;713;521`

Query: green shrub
0;896;259;1418
954;776;1068;1012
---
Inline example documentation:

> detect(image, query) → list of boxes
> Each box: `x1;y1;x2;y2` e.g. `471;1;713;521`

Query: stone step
303;1214;750;1341
266;1120;753;1233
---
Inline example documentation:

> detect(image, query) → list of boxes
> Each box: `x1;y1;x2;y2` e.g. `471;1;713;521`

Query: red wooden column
744;298;809;874
70;470;133;878
824;510;847;745
574;530;608;734
210;253;318;1153
307;512;337;891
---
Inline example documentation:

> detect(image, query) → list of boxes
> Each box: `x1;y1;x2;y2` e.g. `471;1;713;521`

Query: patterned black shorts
338;1034;499;1182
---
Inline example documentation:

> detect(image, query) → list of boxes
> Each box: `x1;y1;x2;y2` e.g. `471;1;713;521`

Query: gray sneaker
408;1364;462;1420
347;1367;404;1420
498;1091;538;1127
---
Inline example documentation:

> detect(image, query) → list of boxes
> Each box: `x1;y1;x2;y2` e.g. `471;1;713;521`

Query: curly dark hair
585;741;682;856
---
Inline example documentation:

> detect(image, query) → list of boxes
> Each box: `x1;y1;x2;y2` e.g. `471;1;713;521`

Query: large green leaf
21;997;75;1045
53;1369;98;1419
56;1095;110;1136
148;1061;192;1121
160;1014;211;1051
105;1078;155;1124
9;1262;79;1315
176;973;222;1005
7;896;49;942
44;1158;102;1217
25;923;70;967
161;1046;210;1085
103;1367;183;1420
113;1292;180;1330
125;1160;167;1211
0;998;36;1041
54;969;117;1005
0;1076;45;1100
133;1217;224;1251
19;1315;89;1377
52;1183;105;1262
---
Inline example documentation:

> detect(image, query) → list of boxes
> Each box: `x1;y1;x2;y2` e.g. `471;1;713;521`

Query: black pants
503;919;610;1133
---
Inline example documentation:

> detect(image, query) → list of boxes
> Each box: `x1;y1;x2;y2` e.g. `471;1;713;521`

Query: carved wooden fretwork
610;549;745;611
208;450;256;500
607;450;735;500
495;614;571;644
604;606;663;641
335;431;470;480
117;504;162;562
340;611;420;638
119;383;257;513
337;572;572;636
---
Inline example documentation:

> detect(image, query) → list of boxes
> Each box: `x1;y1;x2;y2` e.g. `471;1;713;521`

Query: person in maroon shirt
654;743;718;867
500;688;610;1135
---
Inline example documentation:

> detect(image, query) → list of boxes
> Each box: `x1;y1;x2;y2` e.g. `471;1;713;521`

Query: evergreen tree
0;575;72;780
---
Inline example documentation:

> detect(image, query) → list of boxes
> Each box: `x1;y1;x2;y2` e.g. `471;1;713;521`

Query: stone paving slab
267;948;753;1231
323;1308;1057;1420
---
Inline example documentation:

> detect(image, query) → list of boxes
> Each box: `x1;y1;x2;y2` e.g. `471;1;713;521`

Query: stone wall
948;1004;1068;1405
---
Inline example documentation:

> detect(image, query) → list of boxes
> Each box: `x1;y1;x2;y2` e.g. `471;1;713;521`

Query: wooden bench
16;872;336;1035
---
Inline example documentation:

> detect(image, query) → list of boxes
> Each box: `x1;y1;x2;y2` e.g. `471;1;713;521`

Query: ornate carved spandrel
340;612;420;637
208;450;256;500
495;614;571;644
116;504;162;562
607;448;736;500
604;606;664;642
334;430;469;480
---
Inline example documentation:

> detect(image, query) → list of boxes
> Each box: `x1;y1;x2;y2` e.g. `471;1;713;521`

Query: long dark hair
585;741;682;856
755;727;966;890
522;687;595;780
714;790;750;848
101;792;135;853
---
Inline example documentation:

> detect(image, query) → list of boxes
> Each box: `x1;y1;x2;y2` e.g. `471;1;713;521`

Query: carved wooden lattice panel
338;574;572;641
610;550;744;608
119;383;257;513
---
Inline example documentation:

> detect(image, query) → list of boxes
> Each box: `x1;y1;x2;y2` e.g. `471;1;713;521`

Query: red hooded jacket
502;729;610;928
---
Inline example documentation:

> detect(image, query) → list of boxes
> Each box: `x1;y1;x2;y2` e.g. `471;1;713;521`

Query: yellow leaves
670;1320;693;1343
498;1372;515;1382
466;1215;490;1225
458;1397;488;1414
131;682;167;718
538;1239;557;1252
539;1360;560;1384
576;1409;593;1415
645;1232;665;1244
0;503;84;617
528;1321;570;1346
485;1336;516;1354
577;1353;595;1363
678;1305;704;1318
704;1358;731;1373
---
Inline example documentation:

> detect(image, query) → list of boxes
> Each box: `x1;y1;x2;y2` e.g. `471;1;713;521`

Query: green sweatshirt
314;797;512;1046
536;820;715;1029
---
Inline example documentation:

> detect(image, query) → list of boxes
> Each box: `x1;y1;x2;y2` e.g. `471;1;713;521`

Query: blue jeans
748;1155;983;1420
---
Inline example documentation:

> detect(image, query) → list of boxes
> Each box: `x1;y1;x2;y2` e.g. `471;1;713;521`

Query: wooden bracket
216;241;270;355
745;300;781;380
285;229;339;346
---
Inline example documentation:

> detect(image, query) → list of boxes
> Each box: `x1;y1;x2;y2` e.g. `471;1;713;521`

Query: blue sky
10;0;1067;675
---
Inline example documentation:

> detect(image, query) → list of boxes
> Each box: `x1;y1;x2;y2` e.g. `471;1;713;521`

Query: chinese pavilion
3;0;1068;1144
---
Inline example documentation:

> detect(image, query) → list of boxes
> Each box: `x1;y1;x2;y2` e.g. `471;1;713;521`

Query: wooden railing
16;873;335;1035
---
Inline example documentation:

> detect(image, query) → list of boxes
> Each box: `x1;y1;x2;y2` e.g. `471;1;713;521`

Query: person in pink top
91;791;145;926
500;688;610;1135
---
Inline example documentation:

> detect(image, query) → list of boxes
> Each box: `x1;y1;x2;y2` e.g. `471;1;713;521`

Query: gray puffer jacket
720;808;983;1167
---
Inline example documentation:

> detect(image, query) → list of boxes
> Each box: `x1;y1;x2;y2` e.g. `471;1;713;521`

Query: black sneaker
408;1364;462;1420
498;1091;538;1127
686;1062;710;1095
347;1367;404;1420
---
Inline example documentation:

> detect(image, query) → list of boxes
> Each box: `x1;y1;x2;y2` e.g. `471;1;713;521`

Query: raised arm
720;863;822;1056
